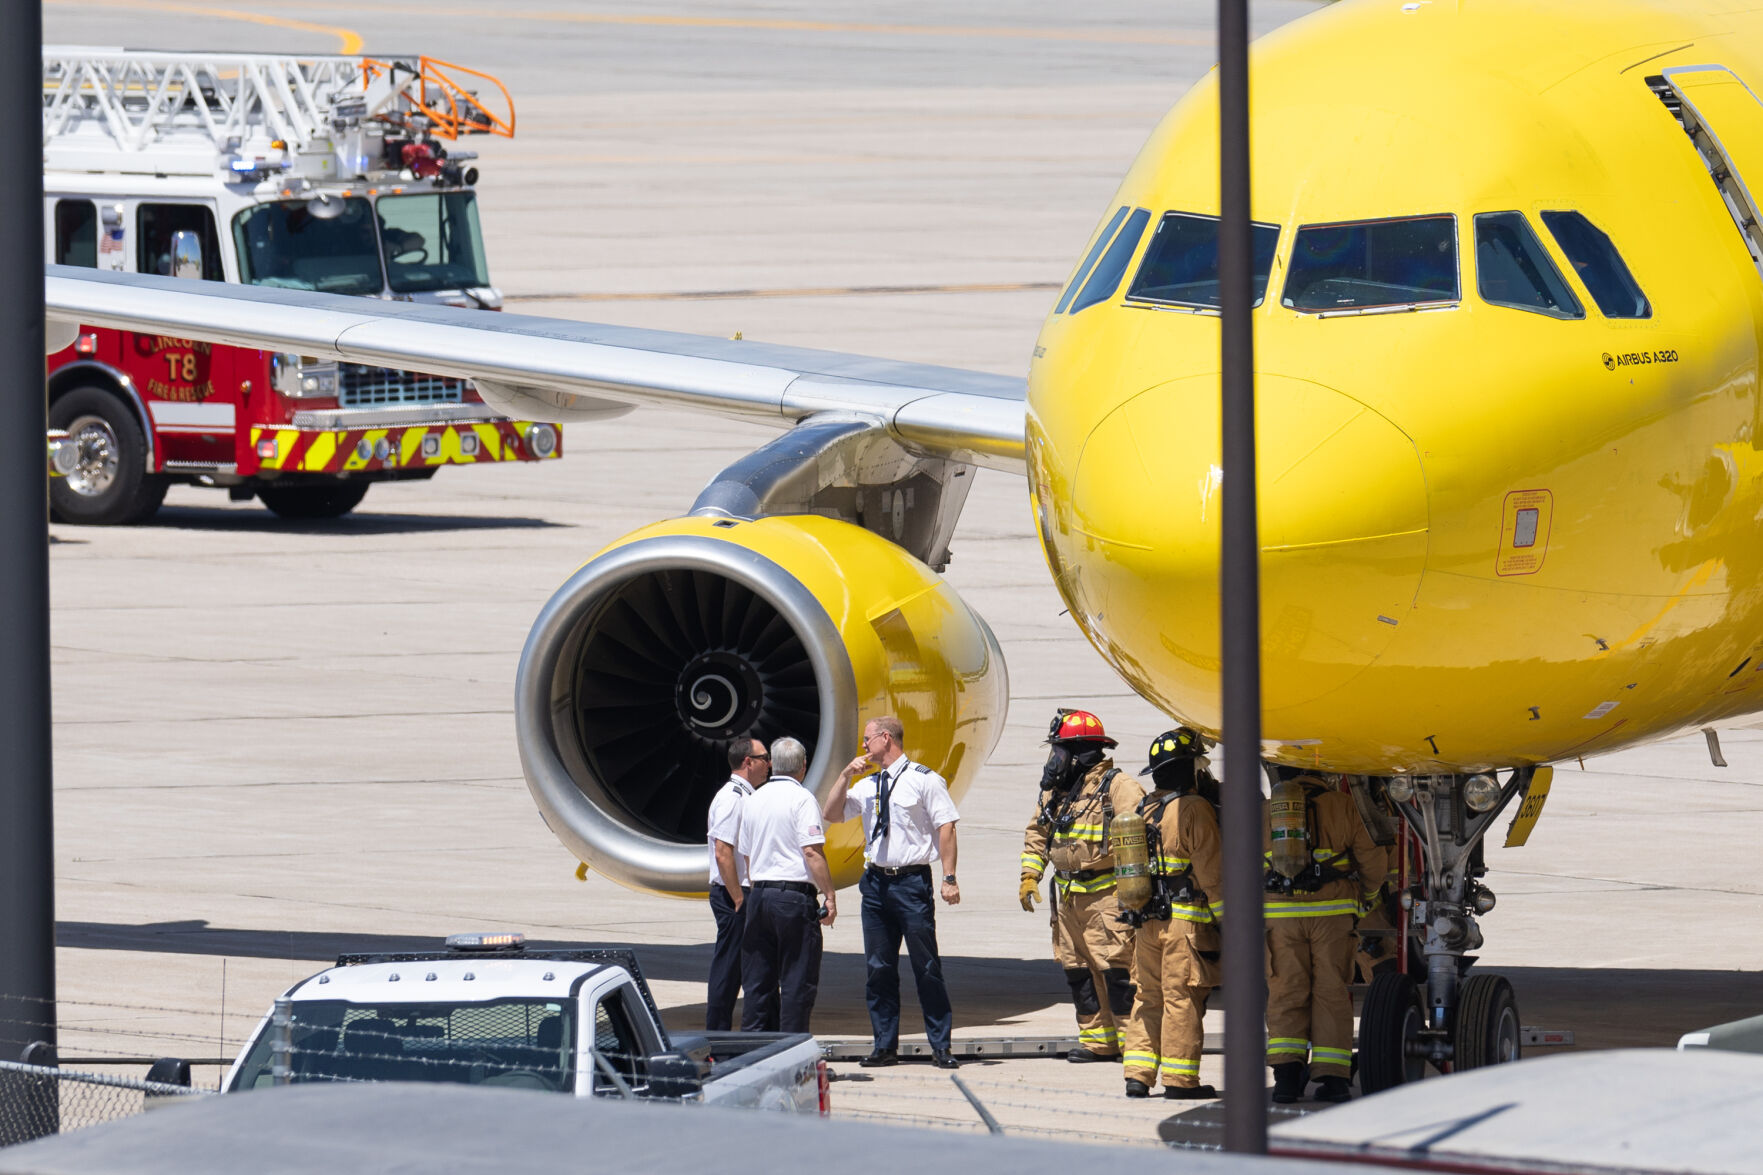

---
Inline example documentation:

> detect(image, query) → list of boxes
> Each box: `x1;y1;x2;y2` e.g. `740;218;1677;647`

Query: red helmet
1047;709;1117;748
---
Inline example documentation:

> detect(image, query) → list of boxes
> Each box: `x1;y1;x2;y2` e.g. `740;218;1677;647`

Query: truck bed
667;1031;821;1112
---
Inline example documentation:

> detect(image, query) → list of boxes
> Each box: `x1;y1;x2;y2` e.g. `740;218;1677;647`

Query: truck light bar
445;932;525;951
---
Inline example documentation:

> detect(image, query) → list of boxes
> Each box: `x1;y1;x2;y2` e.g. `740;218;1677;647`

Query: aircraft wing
43;266;1027;474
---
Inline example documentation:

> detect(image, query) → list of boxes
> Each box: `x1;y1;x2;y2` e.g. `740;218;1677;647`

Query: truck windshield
378;191;491;293
233;199;384;295
229;998;575;1092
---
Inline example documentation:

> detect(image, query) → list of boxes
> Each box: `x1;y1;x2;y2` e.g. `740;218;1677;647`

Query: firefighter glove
1019;876;1041;911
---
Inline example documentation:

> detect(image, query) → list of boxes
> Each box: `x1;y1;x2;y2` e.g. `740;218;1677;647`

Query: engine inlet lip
515;533;860;895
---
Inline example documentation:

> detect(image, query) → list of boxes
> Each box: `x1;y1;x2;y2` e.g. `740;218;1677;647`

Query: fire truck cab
43;48;561;524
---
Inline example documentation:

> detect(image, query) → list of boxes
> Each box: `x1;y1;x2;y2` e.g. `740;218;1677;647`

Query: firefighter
1020;709;1146;1062
1119;728;1224;1099
1263;769;1388;1104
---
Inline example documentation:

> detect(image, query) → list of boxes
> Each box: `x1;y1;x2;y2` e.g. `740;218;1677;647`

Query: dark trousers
740;886;823;1033
706;883;748;1031
859;869;953;1050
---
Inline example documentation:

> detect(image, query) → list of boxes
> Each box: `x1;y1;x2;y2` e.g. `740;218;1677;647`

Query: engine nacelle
515;513;1008;896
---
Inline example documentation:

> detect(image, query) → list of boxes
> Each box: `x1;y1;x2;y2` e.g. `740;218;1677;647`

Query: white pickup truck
221;936;827;1114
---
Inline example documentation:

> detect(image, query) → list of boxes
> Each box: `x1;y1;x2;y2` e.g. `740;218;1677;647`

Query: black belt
1055;867;1111;882
868;864;932;878
752;879;818;897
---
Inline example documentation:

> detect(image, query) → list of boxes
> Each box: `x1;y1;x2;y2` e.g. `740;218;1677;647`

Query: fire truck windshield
233;198;384;295
378;192;492;294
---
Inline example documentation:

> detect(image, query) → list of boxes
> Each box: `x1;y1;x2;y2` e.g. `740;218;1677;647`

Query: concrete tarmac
35;0;1763;1143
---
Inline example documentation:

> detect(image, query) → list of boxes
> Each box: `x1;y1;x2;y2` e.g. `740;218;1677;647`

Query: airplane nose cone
1066;373;1428;716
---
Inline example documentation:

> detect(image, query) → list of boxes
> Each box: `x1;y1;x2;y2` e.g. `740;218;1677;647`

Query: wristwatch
944;874;958;884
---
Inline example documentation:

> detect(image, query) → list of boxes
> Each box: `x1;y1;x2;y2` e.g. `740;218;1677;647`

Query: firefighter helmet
1138;726;1206;775
1045;708;1117;748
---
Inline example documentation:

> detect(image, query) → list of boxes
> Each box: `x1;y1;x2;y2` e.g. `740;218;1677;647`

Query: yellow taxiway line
52;0;1210;49
46;0;363;55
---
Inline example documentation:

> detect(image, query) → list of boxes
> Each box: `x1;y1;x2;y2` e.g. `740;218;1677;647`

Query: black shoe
859;1048;898;1068
930;1050;960;1070
1164;1084;1218;1100
1124;1079;1150;1098
1313;1076;1353;1104
1067;1048;1121;1063
1271;1061;1308;1104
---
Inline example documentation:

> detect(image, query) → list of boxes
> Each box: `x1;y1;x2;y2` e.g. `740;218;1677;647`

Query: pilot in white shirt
825;715;961;1069
737;737;835;1033
705;737;767;1030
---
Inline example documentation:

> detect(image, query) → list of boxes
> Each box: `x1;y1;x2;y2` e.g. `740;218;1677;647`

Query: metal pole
1217;0;1267;1155
949;1075;1006;1136
0;0;60;1146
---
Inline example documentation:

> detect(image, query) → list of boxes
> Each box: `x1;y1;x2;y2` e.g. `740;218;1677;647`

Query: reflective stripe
1021;853;1047;873
1267;1037;1309;1058
1169;902;1214;924
1264;898;1360;918
1259;848;1348;862
1124;1050;1160;1066
1080;1027;1120;1044
1311;1047;1352;1064
1056;872;1117;895
1159;856;1192;870
1160;1058;1199;1074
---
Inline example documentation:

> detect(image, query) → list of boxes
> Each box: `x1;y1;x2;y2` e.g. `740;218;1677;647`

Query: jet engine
515;512;1007;896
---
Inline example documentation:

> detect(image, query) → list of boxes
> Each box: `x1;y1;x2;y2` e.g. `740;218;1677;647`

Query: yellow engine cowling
514;513;1008;897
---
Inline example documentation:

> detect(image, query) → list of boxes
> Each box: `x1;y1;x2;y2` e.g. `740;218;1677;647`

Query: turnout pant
1054;886;1135;1055
740;885;824;1034
1266;913;1356;1078
706;883;748;1031
859;868;953;1051
1122;917;1219;1088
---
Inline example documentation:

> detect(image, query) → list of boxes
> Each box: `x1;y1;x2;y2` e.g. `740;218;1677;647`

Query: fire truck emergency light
445;932;525;951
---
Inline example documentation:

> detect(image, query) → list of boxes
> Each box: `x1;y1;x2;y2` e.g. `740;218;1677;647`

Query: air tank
1268;778;1310;878
1111;810;1152;909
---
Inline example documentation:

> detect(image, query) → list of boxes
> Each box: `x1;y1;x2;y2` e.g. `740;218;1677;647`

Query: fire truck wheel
47;386;168;526
257;482;371;520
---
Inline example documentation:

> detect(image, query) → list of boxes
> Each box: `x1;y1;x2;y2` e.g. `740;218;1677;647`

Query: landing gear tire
1358;970;1427;1095
1453;973;1521;1071
258;483;370;519
48;387;167;525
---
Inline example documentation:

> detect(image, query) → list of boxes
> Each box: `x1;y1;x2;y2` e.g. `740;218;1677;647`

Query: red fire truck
43;48;561;523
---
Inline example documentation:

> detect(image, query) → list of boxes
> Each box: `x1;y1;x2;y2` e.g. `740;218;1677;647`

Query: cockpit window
1474;212;1583;320
1125;212;1281;310
1056;207;1129;315
1068;208;1151;315
1539;210;1651;319
1283;215;1458;313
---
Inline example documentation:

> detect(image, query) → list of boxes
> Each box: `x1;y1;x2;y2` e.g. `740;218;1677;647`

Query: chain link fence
0;1059;213;1147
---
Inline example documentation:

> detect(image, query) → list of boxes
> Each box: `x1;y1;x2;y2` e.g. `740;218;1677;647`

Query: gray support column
0;0;60;1142
1217;0;1267;1154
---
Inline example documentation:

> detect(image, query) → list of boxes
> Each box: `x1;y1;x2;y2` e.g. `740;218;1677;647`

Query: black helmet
1139;727;1206;776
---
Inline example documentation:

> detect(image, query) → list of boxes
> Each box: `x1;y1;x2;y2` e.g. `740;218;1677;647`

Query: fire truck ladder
42;47;513;157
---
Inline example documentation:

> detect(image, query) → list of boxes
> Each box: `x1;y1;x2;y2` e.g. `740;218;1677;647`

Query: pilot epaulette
911;763;933;773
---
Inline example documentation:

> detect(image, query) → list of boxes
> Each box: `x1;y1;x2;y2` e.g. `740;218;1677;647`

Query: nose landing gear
1357;768;1536;1095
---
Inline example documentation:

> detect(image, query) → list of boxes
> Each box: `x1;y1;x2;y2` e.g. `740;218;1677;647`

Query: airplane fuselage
1027;0;1763;773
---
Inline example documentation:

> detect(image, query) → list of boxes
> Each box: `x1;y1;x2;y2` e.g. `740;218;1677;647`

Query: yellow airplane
43;0;1763;1091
